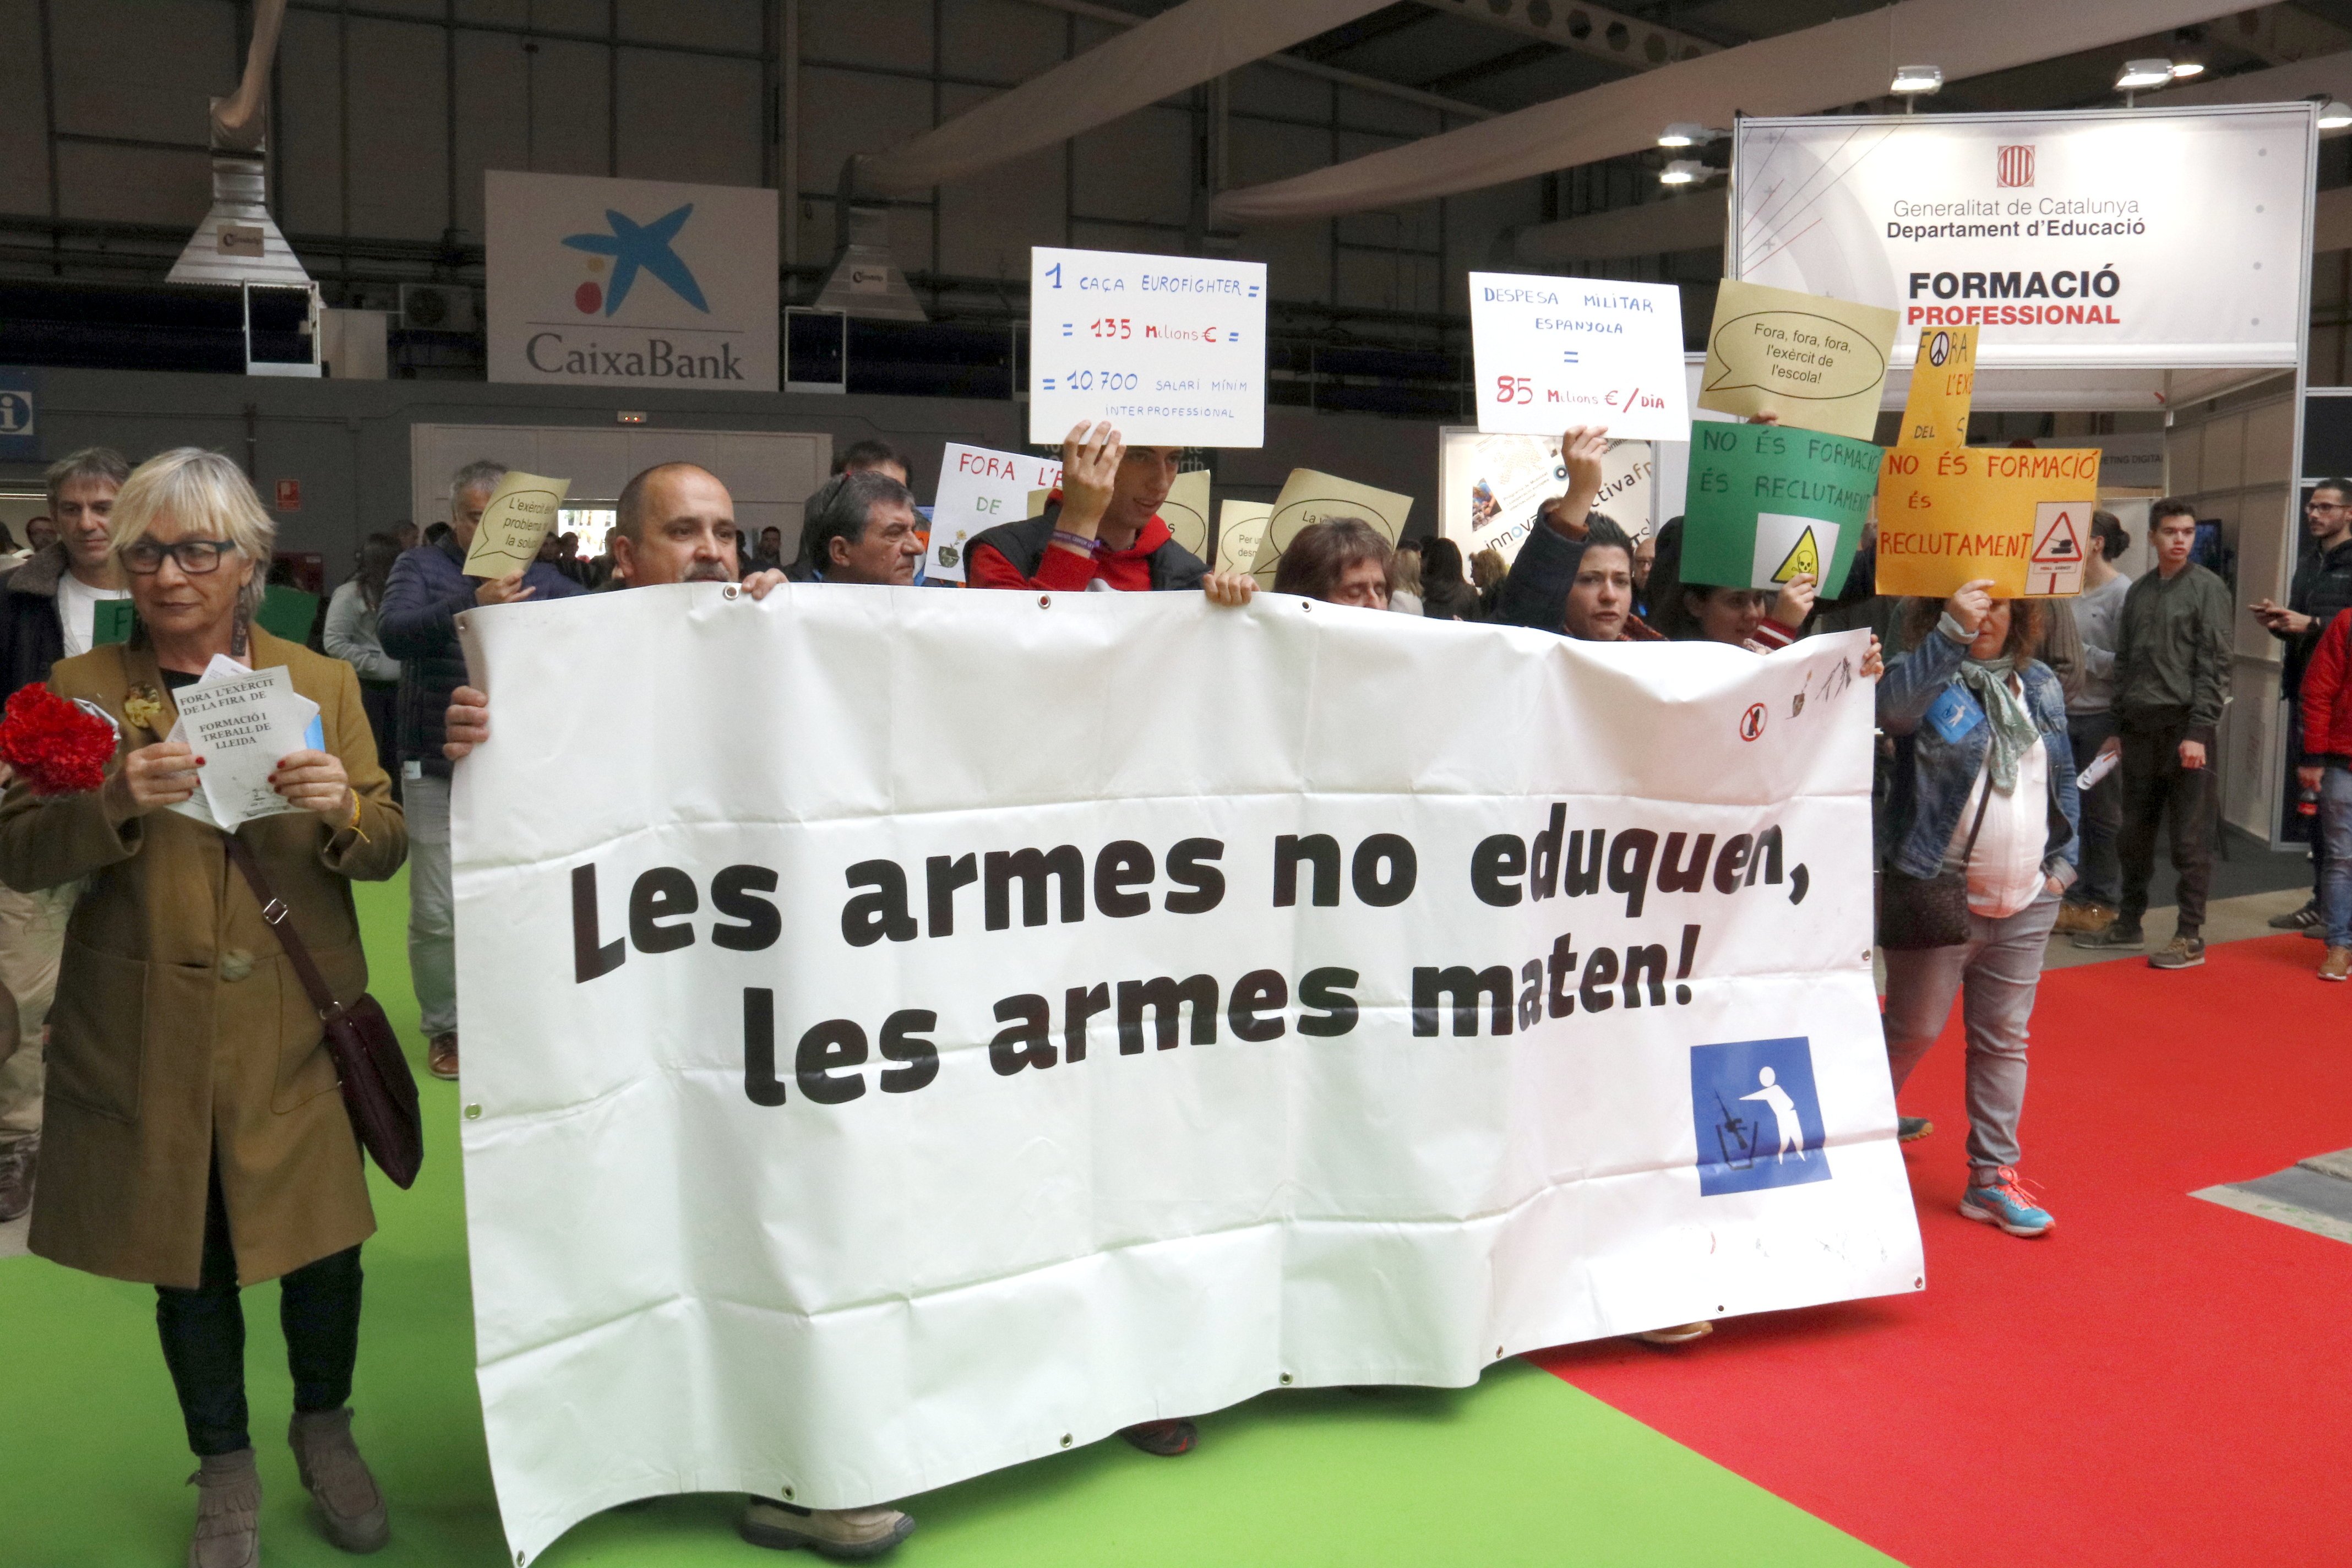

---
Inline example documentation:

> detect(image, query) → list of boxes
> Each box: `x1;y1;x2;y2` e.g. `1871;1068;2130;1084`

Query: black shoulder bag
1877;775;1995;952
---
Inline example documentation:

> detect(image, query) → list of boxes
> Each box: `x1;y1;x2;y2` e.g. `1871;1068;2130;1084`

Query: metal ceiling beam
1409;0;1718;72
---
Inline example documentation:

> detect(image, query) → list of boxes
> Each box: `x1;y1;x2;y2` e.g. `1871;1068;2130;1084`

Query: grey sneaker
2269;899;2322;930
740;1498;914;1559
188;1449;260;1568
288;1407;389;1553
0;1133;35;1223
2072;922;2146;951
2148;934;2207;970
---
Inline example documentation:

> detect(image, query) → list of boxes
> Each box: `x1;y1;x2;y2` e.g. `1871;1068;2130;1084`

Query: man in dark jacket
378;459;585;1080
0;446;130;1224
2252;479;2352;931
2078;500;2234;969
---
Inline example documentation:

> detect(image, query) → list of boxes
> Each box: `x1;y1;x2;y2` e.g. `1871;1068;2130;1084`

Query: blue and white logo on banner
1690;1036;1831;1196
0;368;37;461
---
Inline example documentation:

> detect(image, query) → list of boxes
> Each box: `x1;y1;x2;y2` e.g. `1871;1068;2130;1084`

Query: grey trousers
1882;890;2061;1175
406;772;458;1039
0;881;70;1144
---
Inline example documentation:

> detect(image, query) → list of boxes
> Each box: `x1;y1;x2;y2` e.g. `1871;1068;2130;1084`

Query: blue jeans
1882;891;2061;1175
2323;766;2352;949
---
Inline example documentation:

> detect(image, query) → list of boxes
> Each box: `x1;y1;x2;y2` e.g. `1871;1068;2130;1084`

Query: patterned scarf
1957;654;2037;794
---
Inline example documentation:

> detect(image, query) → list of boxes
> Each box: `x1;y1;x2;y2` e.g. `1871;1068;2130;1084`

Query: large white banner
1730;105;2315;369
486;171;778;390
452;587;1921;1564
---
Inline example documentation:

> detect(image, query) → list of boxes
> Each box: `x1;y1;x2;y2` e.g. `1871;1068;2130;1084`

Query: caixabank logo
1689;1036;1831;1196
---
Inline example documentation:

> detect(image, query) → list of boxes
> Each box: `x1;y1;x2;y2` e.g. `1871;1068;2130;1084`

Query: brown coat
0;629;407;1288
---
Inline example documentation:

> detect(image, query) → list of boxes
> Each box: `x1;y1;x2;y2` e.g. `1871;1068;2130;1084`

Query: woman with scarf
1876;578;2079;1239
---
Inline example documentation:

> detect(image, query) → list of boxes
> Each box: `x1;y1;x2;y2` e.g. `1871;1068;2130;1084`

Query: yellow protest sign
1214;501;1274;576
1897;324;1977;448
1698;279;1898;441
1251;469;1413;586
461;470;571;578
1160;468;1212;560
1875;447;2101;598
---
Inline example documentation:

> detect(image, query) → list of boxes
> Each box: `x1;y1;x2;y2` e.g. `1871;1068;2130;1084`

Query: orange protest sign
1897;325;1977;448
1875;446;2101;599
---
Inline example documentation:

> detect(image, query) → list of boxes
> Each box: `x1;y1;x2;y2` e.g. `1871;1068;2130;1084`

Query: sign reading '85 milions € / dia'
487;171;778;391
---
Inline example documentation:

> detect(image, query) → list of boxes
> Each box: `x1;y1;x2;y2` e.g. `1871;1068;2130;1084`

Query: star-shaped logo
562;204;709;316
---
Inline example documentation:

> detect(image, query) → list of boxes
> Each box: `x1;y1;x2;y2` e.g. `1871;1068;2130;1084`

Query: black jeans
2115;712;2215;936
155;1161;364;1457
2066;709;2121;906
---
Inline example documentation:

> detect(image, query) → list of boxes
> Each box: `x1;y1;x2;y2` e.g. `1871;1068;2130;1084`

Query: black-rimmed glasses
123;538;241;575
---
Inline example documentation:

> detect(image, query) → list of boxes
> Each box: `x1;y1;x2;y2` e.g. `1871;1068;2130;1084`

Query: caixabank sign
486;170;778;391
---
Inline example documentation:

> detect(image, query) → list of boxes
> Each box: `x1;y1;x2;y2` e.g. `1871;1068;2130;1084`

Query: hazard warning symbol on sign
2027;502;2087;597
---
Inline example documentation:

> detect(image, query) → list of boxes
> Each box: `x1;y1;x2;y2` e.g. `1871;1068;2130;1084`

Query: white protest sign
925;444;1064;584
170;660;320;831
1027;247;1266;448
1470;273;1687;441
453;586;1920;1565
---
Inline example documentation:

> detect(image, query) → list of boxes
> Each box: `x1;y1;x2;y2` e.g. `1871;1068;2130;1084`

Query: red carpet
1534;934;2352;1568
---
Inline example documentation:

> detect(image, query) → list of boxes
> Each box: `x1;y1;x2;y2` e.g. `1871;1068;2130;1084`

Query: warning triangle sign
1770;526;1822;584
2033;508;2083;564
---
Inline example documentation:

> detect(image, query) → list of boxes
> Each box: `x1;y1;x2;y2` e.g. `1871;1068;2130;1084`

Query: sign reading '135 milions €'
486;170;778;391
1027;247;1266;448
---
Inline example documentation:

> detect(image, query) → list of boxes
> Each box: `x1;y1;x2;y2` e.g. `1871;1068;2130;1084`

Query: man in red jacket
966;422;1208;593
2298;606;2352;980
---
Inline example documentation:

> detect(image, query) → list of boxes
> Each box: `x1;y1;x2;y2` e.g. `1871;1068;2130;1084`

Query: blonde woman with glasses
0;448;407;1568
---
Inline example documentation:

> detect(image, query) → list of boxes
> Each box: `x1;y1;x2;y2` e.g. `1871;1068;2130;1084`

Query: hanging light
2168;59;2205;78
2320;100;2352;130
2115;59;2176;91
1889;64;1942;96
1658;123;1715;148
1659;160;1709;186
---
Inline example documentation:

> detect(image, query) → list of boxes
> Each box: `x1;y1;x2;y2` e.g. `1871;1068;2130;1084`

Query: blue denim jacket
1877;627;2080;885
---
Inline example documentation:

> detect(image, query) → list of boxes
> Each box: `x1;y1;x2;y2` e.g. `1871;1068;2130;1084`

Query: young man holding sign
2076;502;2233;968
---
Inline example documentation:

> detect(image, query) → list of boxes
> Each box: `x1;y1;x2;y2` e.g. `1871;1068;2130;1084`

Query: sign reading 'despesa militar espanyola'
1730;104;2314;370
486;170;778;391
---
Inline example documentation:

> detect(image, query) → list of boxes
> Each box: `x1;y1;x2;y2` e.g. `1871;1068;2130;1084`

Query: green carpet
0;872;1897;1567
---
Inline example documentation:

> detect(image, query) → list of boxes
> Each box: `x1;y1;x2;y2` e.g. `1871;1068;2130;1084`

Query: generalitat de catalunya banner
451;586;1922;1564
1729;104;2315;369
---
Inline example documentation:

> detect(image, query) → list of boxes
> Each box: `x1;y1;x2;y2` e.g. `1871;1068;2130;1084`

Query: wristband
1050;529;1103;555
344;793;370;844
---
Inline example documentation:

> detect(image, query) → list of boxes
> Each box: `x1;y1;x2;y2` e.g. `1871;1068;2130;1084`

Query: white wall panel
52;0;235;146
938;0;1067;86
0;2;53;215
616;47;763;188
277;8;345;238
618;0;763;54
347;16;449;242
534;428;636;499
1072;106;1193;228
802;0;932;72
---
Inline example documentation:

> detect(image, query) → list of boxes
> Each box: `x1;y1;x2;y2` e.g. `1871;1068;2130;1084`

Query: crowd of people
0;417;2345;1567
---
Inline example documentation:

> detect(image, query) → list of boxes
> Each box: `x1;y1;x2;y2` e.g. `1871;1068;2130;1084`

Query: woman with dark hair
1876;578;2078;1239
1674;576;1816;653
324;532;406;790
1272;516;1392;609
1417;537;1481;621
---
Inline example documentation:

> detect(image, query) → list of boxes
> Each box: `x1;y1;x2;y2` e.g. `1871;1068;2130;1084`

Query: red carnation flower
0;683;119;797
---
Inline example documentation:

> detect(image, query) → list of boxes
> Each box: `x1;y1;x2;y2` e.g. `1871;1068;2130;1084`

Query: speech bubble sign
1875;445;2102;598
1160;468;1212;560
1680;422;1880;596
1250;469;1413;586
462;471;571;578
1697;279;1898;442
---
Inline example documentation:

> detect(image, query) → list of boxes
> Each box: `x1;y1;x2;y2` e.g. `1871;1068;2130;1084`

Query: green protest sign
1679;422;1880;597
93;598;135;646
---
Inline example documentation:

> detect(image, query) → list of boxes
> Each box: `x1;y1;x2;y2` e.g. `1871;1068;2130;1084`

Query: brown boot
289;1407;390;1553
2321;946;2352;982
187;1449;260;1568
427;1032;459;1081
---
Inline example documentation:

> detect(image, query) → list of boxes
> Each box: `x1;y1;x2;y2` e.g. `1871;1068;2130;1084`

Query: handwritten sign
925;443;1064;584
1252;470;1413;587
1214;501;1273;577
1468;273;1688;442
1679;423;1881;596
1897;324;1978;448
1874;447;2102;598
1027;246;1267;448
461;470;571;578
1698;280;1898;441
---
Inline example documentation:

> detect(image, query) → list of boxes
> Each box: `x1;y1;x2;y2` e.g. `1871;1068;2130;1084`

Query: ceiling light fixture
2320;100;2352;131
2115;58;2176;104
1658;123;1717;148
2168;59;2205;78
1890;64;1941;115
1659;160;1710;186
